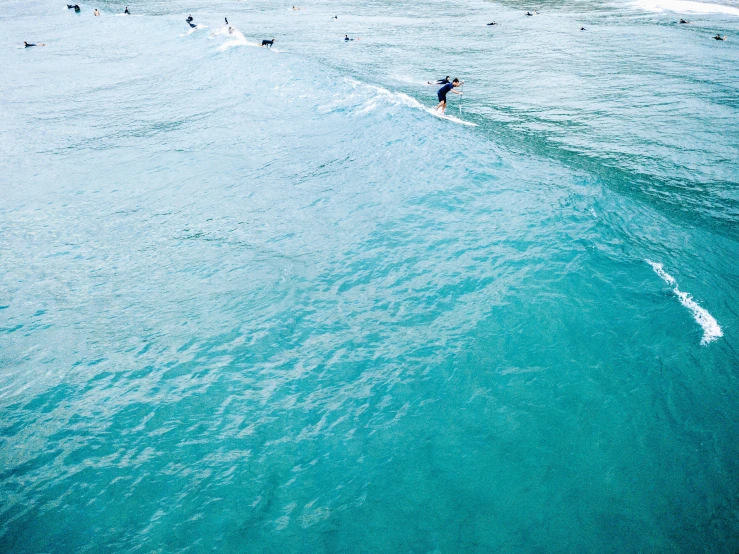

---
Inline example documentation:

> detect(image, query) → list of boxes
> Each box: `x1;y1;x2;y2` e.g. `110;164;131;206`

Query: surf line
646;260;722;345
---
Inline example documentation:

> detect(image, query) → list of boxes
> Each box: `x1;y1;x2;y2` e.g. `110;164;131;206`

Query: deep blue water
2;0;739;551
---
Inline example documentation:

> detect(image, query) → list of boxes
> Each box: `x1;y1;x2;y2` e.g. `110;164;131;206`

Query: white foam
646;260;723;345
633;0;739;16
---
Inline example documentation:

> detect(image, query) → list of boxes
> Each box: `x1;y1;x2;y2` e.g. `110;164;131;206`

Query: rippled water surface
2;0;739;551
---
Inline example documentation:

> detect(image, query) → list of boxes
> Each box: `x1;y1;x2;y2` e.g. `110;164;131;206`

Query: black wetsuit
25;43;37;47
225;17;228;24
437;82;454;102
124;8;129;14
186;15;193;22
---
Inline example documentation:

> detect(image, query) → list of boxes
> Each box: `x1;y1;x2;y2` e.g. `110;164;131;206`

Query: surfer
124;6;129;14
580;26;586;31
333;16;338;20
679;18;689;24
225;17;228;24
292;5;301;10
526;11;533;16
714;34;726;40
487;21;497;26
186;14;193;22
344;35;358;41
435;78;462;114
94;8;100;15
24;41;46;47
428;76;450;85
261;38;275;48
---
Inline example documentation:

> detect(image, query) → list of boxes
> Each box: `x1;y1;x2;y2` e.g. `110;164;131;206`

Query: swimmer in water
24;41;46;47
714;34;726;40
487;21;497;25
580;26;586;31
435;78;462;114
526;11;533;16
94;8;100;15
428;76;450;85
124;6;129;14
333;16;338;20
292;5;301;10
679;18;689;24
225;17;228;24
344;34;359;41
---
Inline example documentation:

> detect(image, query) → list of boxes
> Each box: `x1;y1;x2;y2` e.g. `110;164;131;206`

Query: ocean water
2;0;739;551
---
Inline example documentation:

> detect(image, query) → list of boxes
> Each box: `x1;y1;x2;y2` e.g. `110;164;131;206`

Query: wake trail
646;260;722;345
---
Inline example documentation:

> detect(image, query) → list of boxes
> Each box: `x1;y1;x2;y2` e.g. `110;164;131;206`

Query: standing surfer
435;78;462;114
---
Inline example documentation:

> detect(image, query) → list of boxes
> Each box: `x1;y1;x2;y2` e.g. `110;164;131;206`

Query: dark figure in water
714;34;726;40
261;38;275;48
428;76;450;85
75;4;80;11
526;11;533;16
188;21;197;28
186;14;193;22
225;17;228;24
487;21;497;25
580;26;586;31
344;34;358;41
67;3;81;11
124;6;129;14
679;18;689;23
24;41;46;47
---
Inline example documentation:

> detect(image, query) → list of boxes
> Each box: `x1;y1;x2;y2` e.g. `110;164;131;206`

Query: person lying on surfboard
435;78;462;114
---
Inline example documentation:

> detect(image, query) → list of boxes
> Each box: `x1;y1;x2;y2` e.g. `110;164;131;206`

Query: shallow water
2;0;739;551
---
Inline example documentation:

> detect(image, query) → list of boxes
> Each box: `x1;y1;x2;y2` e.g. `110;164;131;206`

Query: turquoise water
2;0;739;550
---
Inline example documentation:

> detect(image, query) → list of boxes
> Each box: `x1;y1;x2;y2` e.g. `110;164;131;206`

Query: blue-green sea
2;0;739;551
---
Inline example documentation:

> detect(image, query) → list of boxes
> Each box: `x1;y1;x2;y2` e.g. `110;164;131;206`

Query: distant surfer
186;14;193;22
344;34;358;41
292;5;301;10
526;11;533;16
225;17;228;24
24;41;46;47
428;76;450;85
74;4;80;11
580;26;586;31
333;16;338;20
487;21;497;26
679;18;689;24
714;33;726;40
435;78;462;114
124;6;129;14
261;38;275;48
94;8;100;15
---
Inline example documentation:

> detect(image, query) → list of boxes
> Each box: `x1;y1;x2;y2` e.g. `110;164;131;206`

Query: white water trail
633;0;739;16
646;260;722;346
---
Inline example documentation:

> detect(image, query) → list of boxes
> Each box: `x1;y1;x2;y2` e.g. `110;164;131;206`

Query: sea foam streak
634;0;739;16
646;260;722;345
